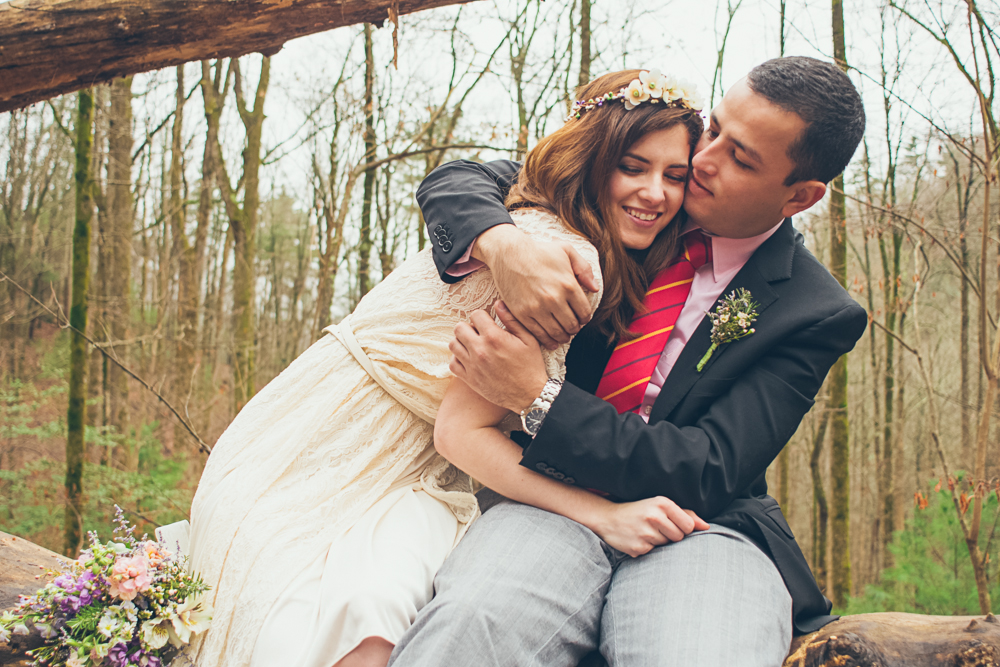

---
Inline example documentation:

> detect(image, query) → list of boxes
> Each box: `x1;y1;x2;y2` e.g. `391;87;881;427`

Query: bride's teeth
625;207;658;221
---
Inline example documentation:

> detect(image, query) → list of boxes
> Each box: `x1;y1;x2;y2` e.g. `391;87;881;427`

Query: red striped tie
596;231;712;414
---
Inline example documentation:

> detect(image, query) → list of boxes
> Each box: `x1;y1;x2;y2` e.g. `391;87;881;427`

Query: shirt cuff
444;238;485;277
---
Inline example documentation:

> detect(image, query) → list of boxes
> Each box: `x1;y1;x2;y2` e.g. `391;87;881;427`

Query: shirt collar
680;219;784;282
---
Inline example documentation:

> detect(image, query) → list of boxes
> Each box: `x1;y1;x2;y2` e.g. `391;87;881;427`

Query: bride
187;68;705;667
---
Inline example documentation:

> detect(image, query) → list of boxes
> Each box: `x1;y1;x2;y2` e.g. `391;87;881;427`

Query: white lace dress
187;208;602;667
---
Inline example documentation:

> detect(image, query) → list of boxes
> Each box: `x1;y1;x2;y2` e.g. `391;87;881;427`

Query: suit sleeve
416;159;522;282
520;301;867;519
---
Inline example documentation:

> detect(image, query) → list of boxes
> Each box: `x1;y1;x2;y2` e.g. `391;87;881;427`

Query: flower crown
567;69;704;121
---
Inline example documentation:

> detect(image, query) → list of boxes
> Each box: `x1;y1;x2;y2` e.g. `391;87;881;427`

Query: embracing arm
417;159;598;349
520;301;869;518
417;159;521;281
433;378;708;557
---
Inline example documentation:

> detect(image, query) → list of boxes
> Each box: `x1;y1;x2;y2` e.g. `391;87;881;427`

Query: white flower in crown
623;78;651;110
661;75;683;102
674;78;704;110
639;68;668;99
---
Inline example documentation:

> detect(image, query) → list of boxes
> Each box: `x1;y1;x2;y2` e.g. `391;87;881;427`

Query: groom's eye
732;153;753;171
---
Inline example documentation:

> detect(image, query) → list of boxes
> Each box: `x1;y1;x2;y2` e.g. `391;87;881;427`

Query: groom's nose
691;138;719;176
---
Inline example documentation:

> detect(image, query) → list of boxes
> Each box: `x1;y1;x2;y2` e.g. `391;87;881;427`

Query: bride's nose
637;175;666;206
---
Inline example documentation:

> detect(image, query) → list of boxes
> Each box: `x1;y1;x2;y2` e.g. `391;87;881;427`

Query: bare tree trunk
576;0;591;89
828;0;851;608
810;410;831;594
358;24;377;299
65;88;95;557
169;65;200;455
225;56;270;412
106;76;134;459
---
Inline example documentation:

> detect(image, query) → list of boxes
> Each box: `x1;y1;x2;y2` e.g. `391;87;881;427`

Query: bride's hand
589;497;711;558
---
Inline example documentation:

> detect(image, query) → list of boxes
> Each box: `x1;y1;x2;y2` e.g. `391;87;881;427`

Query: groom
390;57;867;666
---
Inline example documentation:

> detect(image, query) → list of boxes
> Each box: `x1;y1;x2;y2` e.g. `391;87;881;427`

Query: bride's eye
618;164;642;175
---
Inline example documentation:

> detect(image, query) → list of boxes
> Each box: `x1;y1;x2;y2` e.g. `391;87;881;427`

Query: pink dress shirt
447;219;785;423
637;221;783;422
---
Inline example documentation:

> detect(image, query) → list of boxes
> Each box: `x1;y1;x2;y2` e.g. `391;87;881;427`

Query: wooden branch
784;612;1000;667
0;0;481;113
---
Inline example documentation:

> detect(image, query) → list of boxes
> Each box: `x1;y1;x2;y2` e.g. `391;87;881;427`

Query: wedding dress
186;208;602;667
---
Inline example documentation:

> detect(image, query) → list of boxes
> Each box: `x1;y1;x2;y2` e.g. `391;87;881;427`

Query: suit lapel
648;219;797;423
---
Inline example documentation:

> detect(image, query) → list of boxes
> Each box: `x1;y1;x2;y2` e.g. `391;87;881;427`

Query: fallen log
1;531;998;666
0;0;479;113
0;532;60;667
783;611;1000;667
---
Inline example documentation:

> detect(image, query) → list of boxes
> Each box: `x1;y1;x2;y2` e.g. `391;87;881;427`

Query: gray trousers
387;500;792;667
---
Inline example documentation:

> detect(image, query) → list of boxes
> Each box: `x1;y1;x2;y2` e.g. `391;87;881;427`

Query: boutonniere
696;288;760;372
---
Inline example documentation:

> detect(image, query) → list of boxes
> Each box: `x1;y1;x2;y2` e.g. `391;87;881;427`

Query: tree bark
0;0;479;113
106;76;133;460
219;57;269;412
576;0;590;89
783;612;1000;667
810;410;831;593
169;65;200;455
828;0;851;608
358;24;376;299
65;88;94;558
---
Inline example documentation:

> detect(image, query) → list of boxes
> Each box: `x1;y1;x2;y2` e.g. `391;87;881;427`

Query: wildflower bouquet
0;509;211;667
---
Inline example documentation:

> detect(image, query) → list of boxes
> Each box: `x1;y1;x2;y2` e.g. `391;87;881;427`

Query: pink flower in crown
109;555;152;601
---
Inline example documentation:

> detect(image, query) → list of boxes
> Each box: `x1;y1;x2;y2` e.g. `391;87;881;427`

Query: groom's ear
780;180;827;219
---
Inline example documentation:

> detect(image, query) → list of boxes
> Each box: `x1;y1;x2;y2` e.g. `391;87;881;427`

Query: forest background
1;0;999;616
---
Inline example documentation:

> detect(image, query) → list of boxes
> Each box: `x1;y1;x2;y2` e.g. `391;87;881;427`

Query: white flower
35;622;57;640
674;78;704;109
660;75;682;102
120;601;138;623
12;624;29;636
141;618;171;650
639;69;667;99
67;651;88;667
719;313;729;323
97;615;120;638
0;626;9;643
623;79;650;110
168;594;213;646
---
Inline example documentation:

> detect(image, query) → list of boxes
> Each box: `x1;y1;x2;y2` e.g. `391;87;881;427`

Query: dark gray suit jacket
418;159;867;634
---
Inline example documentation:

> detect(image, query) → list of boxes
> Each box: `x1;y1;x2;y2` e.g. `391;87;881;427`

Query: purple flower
53;575;74;589
108;642;130;667
58;595;82;614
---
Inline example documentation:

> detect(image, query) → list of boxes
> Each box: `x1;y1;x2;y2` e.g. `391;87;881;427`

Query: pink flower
141;541;167;567
109;555;152;601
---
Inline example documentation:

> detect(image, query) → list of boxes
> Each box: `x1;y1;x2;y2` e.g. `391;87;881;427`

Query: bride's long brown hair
506;69;704;342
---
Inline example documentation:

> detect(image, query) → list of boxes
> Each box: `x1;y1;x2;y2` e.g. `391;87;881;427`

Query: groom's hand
474;225;598;350
449;303;548;413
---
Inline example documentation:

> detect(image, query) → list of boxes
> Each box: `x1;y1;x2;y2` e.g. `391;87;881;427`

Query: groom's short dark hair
747;56;865;185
